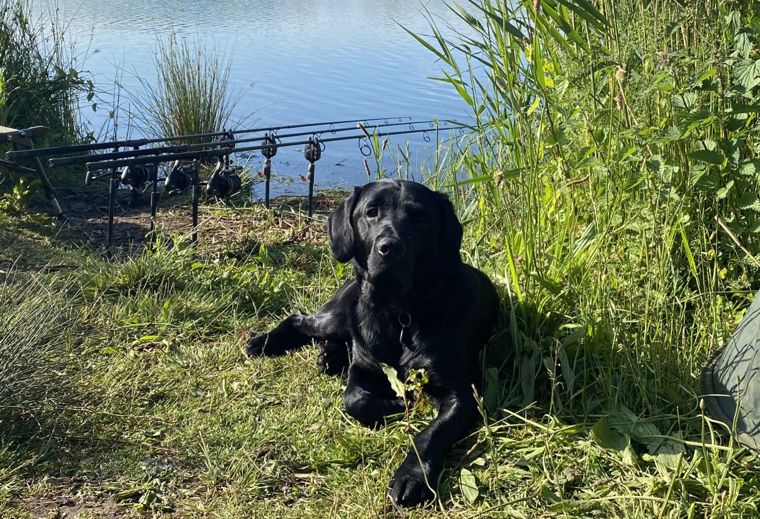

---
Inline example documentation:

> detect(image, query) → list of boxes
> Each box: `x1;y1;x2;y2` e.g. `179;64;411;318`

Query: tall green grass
408;0;760;515
0;271;80;440
0;0;93;214
134;36;241;142
419;0;756;415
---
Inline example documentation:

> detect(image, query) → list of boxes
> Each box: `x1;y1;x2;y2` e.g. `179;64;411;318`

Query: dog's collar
398;311;411;328
387;303;412;325
390;308;412;347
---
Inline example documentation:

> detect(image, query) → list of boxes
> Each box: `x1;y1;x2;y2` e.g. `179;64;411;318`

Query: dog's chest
355;301;447;374
362;316;429;368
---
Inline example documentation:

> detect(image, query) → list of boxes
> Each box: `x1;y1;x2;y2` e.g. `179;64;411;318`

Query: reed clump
135;36;240;143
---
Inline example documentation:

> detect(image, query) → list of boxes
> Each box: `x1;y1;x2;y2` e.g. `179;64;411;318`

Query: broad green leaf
733;32;753;59
459;468;479;504
689;149;725;165
653;433;685;481
739;194;760;213
540;484;562;504
717;180;734;200
734;59;760;92
672;92;697;110
731;102;760;113
740;159;760;177
379;363;406;399
692;65;717;87
592;419;630;451
622;444;638;467
609;405;662;453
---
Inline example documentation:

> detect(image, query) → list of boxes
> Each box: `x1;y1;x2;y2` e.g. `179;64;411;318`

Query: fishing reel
121;163;158;207
164;160;197;194
206;157;242;197
120;163;158;189
301;137;323;182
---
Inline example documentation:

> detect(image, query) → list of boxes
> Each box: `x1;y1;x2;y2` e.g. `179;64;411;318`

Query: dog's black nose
376;237;403;257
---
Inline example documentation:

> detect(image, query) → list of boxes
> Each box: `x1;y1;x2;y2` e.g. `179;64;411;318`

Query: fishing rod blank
5;116;413;161
83;124;465;171
48;119;443;168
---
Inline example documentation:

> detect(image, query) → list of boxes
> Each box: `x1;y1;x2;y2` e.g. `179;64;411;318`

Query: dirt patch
20;478;131;518
41;186;347;258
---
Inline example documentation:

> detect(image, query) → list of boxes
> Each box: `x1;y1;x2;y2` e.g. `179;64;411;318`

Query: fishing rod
47;119;444;168
81;124;465;172
4;116;413;161
66;121;466;254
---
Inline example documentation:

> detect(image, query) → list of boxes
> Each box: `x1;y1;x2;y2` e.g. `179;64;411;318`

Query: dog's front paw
388;460;436;507
246;334;270;357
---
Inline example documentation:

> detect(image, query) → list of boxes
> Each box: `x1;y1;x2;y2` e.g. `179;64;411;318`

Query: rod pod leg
106;174;116;259
191;167;199;247
149;171;159;251
307;162;315;217
264;158;271;209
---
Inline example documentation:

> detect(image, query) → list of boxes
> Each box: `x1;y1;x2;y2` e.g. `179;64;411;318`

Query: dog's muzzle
367;235;412;291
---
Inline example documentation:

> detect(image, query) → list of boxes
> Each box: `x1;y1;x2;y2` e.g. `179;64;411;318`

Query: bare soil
36;186;346;257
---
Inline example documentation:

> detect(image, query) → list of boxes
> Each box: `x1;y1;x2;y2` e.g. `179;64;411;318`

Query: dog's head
327;180;462;294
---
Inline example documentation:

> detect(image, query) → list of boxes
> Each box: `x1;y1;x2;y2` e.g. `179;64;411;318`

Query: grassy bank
2;0;760;517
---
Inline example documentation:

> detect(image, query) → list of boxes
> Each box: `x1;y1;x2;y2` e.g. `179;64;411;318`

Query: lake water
32;0;471;197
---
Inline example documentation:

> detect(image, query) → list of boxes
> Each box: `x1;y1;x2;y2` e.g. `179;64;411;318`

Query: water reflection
33;0;470;195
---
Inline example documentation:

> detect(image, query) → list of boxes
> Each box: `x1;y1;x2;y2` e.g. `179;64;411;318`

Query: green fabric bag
703;292;760;451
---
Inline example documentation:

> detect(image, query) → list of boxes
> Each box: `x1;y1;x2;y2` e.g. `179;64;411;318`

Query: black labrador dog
247;179;499;506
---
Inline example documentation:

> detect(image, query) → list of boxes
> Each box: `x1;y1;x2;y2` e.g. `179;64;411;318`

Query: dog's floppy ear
327;186;362;263
436;192;463;266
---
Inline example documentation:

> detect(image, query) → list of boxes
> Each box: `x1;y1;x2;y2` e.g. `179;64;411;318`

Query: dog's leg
388;390;477;507
343;364;405;428
247;313;327;356
247;279;357;357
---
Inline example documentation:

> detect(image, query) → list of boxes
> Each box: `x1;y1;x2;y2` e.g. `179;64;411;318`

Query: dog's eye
366;207;378;218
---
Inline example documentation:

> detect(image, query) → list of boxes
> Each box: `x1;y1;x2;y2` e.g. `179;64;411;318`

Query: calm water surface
34;0;471;196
